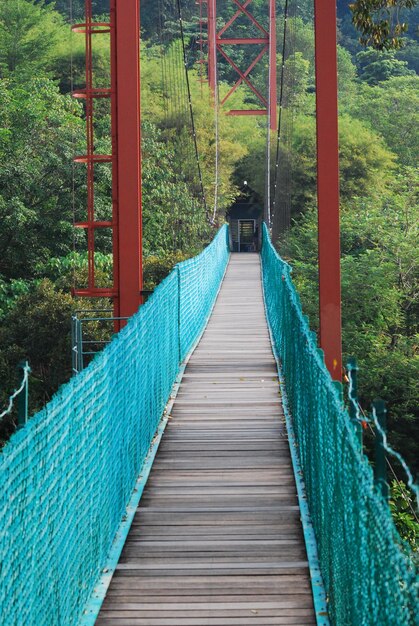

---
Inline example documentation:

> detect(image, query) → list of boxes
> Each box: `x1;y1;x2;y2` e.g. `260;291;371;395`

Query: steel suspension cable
171;7;186;247
170;26;182;127
174;25;187;128
198;0;205;95
157;0;169;129
265;78;272;225
272;0;289;224
211;31;220;225
282;1;297;232
176;0;209;220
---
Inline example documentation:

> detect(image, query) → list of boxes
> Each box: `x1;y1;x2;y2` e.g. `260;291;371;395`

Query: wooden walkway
97;254;315;625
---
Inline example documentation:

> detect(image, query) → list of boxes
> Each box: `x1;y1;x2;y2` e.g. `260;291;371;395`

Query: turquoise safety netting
261;223;418;626
178;233;229;361
0;225;229;626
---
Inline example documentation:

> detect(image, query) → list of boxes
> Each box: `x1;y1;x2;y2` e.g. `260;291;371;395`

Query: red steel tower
72;0;143;327
314;0;342;381
199;0;277;131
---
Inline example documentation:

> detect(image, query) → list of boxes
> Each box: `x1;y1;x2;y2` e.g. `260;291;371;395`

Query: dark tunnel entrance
227;184;263;252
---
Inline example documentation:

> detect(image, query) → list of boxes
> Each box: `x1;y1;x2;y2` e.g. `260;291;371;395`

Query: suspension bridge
0;1;418;625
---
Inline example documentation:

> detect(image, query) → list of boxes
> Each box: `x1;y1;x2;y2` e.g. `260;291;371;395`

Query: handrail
0;225;230;625
261;222;418;626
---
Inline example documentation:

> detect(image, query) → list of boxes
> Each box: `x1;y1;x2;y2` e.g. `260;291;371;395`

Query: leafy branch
350;0;418;50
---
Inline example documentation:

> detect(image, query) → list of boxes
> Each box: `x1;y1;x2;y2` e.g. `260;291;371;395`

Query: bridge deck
97;254;315;625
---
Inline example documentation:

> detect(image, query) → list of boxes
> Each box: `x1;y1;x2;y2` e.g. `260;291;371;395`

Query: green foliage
337;46;358;100
350;0;418;50
38;251;113;292
141;120;212;255
349;75;419;166
338;115;396;197
283;52;310;109
390;480;419;555
357;48;414;82
0;77;83;280
140;42;256;213
0;277;31;315
396;37;419;72
39;249;194;296
0;281;74;419
143;252;191;292
0;0;65;78
242;111;395;218
0;279;118;444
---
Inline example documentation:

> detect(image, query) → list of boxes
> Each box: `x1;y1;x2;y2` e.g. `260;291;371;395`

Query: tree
350;0;418;50
350;75;419;167
141;121;211;256
0;280;75;424
0;78;83;278
357;48;414;83
396;37;419;73
390;480;419;554
0;77;84;280
140;42;256;215
338;46;358;100
0;0;65;78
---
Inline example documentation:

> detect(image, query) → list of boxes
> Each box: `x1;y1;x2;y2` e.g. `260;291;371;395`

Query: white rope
371;405;419;509
347;368;364;424
347;368;419;512
0;365;30;422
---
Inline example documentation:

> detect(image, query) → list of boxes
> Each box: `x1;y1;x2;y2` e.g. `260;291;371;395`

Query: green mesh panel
0;225;229;626
261;223;418;626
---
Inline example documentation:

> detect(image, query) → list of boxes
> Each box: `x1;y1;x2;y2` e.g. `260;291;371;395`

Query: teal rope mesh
0;225;229;626
261;223;418;626
179;225;229;361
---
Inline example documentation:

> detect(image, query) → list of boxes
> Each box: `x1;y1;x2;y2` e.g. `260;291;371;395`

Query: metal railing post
71;315;78;374
71;310;131;373
373;398;389;500
77;319;84;372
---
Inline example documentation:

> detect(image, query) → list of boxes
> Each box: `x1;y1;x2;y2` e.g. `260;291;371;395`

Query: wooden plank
97;254;315;624
96;613;316;626
108;575;313;592
100;604;315;619
115;562;311;576
101;604;315;617
140;486;297;496
125;529;303;538
103;594;312;603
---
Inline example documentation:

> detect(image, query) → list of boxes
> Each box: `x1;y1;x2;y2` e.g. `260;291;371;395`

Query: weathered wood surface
97;254;315;625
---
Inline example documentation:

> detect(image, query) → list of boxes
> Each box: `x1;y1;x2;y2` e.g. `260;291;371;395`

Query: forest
0;0;417;525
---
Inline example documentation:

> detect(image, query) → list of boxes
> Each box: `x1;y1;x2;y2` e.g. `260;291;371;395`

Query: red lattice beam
204;0;277;130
